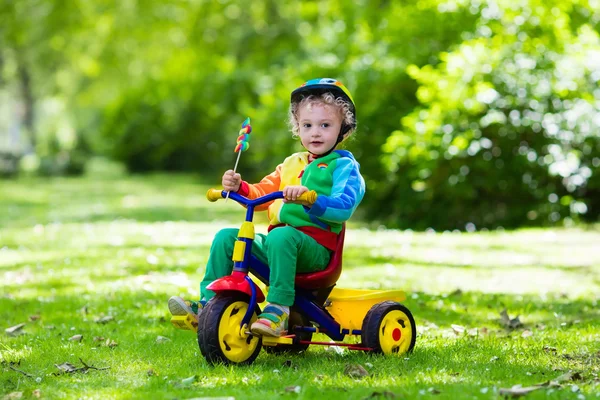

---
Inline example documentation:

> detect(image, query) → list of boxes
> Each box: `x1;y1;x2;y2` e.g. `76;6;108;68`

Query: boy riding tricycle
168;78;416;365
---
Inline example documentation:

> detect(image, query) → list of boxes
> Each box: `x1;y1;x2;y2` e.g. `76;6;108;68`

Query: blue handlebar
223;190;286;207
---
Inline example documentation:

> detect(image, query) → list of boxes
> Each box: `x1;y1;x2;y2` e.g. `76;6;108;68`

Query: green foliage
1;0;598;228
96;0;480;193
381;0;600;229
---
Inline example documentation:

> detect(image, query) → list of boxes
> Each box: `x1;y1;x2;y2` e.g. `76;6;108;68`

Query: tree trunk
0;51;4;86
17;54;35;150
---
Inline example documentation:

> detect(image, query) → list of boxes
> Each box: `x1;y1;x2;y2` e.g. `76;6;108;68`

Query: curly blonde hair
288;92;356;137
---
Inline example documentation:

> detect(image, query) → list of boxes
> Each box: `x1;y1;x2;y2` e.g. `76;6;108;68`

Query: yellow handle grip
206;189;224;202
297;190;318;205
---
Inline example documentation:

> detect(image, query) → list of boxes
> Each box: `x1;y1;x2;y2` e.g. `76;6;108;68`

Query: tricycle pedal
261;335;295;346
170;315;198;332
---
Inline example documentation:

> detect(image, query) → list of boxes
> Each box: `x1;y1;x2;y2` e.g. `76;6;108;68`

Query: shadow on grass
412;290;600;330
0;174;246;228
2;204;242;227
343;251;598;273
3;288;598;344
2;287;598;399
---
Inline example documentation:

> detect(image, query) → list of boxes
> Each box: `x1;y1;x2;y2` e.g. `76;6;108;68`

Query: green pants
200;226;331;306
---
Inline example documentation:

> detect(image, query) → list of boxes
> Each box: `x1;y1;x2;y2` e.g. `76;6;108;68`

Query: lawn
1;174;599;400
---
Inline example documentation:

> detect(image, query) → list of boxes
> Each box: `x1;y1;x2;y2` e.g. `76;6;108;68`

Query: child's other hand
222;170;241;192
283;185;311;206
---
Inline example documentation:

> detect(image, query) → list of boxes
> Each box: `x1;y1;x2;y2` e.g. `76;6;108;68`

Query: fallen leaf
325;341;345;355
55;362;78;373
2;392;23;399
54;358;110;375
180;375;197;387
500;309;523;329
344;363;369;379
94;316;114;324
552;371;583;383
419;322;440;332
451;324;465;334
285;386;301;393
105;339;118;348
499;370;583;398
467;328;479;336
32;389;41;399
29;315;41;322
521;330;533;338
93;336;105;342
428;387;441;394
499;384;543;398
5;323;26;336
156;336;171;344
69;334;83;342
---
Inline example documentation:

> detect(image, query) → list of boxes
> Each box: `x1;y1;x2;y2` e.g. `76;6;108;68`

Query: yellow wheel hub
217;301;260;363
379;310;414;355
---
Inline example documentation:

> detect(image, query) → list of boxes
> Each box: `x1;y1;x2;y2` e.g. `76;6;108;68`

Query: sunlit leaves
2;0;598;228
382;0;600;229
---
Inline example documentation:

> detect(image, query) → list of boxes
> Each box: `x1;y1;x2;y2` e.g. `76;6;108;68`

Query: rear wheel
263;309;312;354
198;292;262;365
361;301;416;355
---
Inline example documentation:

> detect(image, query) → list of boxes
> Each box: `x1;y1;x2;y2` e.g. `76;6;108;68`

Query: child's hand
283;185;311;206
222;170;242;192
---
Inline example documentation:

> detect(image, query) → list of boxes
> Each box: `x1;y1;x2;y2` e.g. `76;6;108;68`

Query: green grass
1;174;599;399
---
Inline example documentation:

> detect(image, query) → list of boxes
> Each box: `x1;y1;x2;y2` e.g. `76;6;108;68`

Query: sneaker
168;296;202;324
250;304;289;337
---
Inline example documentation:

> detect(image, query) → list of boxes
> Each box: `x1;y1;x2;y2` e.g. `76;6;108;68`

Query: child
169;78;365;337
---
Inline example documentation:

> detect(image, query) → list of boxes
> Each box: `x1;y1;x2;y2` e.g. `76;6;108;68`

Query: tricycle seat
295;225;345;289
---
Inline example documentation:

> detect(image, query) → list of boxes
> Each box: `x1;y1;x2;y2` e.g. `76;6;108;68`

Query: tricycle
170;188;417;365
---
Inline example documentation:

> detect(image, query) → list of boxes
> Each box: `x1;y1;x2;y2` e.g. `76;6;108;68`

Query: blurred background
1;0;599;230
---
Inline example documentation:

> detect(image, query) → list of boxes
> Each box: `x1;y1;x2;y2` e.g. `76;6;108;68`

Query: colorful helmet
291;78;356;131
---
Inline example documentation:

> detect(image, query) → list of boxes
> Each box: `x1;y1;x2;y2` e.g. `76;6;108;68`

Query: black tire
197;292;262;365
361;301;416;355
263;309;312;354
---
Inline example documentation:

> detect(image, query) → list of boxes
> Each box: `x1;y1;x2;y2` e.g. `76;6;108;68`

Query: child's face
297;103;343;155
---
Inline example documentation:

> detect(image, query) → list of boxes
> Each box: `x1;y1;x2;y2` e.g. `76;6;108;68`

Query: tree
380;0;600;229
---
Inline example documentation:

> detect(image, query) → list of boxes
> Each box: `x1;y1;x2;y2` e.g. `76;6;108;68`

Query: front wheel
361;301;416;355
197;292;262;365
